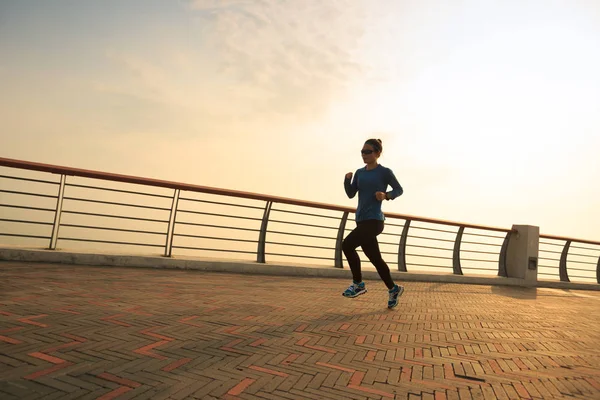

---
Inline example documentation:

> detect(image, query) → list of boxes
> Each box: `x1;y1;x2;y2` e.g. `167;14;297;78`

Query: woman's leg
342;222;370;283
360;220;395;290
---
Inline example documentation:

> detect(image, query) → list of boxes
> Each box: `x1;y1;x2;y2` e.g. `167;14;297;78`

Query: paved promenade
1;261;599;399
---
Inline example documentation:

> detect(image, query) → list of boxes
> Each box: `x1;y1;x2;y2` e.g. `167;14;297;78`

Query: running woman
342;138;405;308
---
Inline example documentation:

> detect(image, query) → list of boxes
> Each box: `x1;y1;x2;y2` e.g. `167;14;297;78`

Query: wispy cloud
188;0;368;115
88;0;371;142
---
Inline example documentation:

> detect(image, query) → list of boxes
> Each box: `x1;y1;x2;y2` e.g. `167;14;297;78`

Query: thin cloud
91;1;372;140
188;0;368;116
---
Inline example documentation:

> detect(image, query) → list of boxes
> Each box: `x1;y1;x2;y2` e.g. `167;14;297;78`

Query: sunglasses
361;149;374;155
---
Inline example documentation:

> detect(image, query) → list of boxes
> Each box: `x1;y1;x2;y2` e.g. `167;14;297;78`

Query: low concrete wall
1;247;599;291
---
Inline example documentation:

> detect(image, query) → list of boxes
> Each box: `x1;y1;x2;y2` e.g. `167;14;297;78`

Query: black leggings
342;219;395;289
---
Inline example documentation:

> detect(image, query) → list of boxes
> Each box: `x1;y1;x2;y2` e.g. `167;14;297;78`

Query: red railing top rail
0;156;530;234
539;234;600;246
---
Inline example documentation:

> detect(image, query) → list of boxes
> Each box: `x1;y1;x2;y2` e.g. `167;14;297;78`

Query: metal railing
538;234;600;284
1;157;598;283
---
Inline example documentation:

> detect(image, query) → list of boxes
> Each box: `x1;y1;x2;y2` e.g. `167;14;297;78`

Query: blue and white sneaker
342;282;367;298
388;284;404;308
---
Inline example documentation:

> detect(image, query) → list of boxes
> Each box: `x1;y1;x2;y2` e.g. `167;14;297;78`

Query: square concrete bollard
506;225;539;284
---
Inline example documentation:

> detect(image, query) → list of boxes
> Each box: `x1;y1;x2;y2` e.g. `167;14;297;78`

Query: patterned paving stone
1;261;600;399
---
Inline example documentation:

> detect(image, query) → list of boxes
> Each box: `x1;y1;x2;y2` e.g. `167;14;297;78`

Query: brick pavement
1;261;600;399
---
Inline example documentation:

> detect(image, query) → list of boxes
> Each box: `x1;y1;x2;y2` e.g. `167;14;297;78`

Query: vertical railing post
397;219;411;272
596;254;600;284
452;226;464;275
498;230;511;277
49;174;66;250
334;211;349;268
257;201;273;263
164;189;180;257
559;240;571;282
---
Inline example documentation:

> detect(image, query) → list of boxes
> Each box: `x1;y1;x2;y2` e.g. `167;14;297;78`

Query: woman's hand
375;191;387;201
345;172;353;179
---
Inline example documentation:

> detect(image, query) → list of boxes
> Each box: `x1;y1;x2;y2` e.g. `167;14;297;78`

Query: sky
1;0;599;242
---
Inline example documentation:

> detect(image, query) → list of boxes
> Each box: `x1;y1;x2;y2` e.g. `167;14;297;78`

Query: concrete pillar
506;225;539;284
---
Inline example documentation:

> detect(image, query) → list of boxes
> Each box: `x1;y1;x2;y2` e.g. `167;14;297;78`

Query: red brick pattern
1;261;599;399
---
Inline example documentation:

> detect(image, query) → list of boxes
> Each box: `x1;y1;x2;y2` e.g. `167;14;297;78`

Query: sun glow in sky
1;0;599;240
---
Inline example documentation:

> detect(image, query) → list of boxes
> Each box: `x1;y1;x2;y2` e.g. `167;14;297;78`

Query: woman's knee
366;253;385;265
363;245;384;264
342;237;356;252
342;238;350;251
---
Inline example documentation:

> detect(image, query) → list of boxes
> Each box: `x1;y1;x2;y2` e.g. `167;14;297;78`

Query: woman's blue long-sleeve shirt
344;164;403;222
